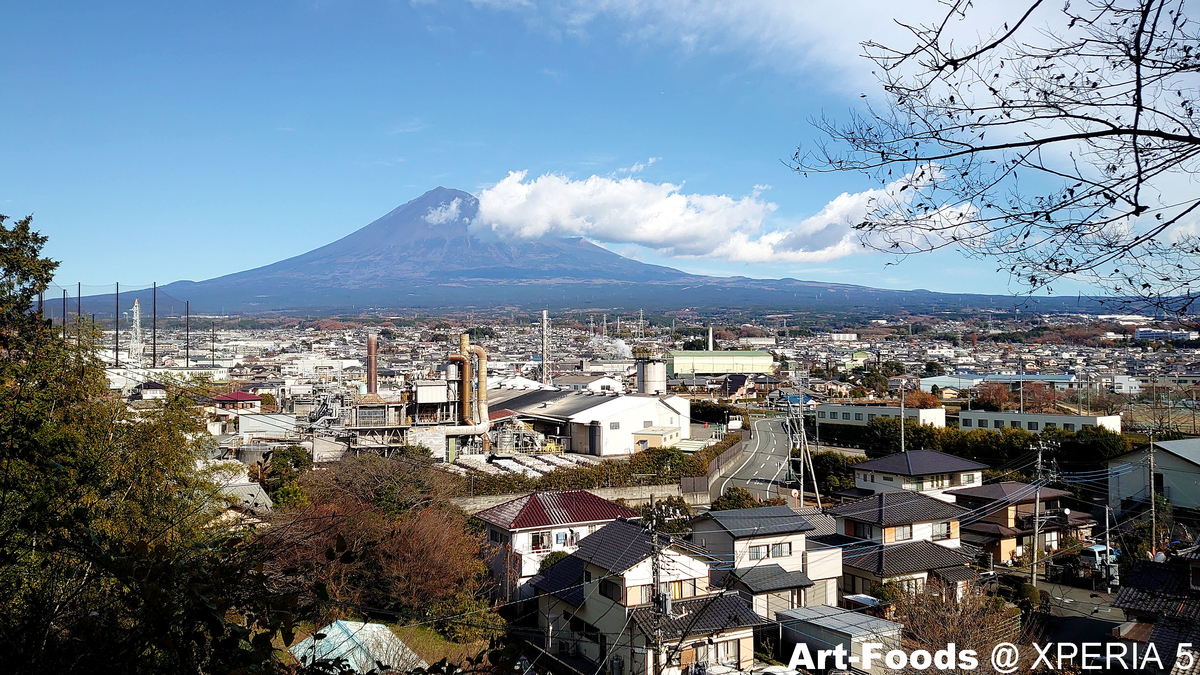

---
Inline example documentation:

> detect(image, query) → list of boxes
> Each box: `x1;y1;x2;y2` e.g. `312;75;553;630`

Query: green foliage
0;216;363;673
637;495;693;533
806;450;867;494
872;581;902;603
682;338;708;351
818;417;1130;470
709;486;783;511
538;550;570;574
923;360;946;377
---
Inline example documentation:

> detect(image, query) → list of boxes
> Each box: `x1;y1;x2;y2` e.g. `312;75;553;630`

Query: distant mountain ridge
85;187;1099;314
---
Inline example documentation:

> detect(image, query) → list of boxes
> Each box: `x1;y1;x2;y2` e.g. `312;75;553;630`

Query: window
842;412;851;420
1063;423;1075;431
907;415;917;422
489;529;501;543
749;545;769;561
1027;421;1039;431
644;421;653;428
882;475;893;482
1045;422;1057;429
1010;420;1022;428
664;580;693;600
855;412;864;421
555;532;567;546
717;640;740;667
894;524;913;541
818;411;826;418
962;473;976;485
868;414;877;420
994;420;1004;429
933;521;952;541
584;570;592;583
599;579;621;601
1044;531;1060;551
531;531;551;552
853;521;874;539
962;418;972;427
772;542;792;558
609;422;620;430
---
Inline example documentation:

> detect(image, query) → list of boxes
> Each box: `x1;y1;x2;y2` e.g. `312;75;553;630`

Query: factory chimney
708;325;714;351
367;334;379;394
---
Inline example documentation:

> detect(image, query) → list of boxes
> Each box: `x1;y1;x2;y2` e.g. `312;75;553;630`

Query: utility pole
649;495;664;675
211;321;216;368
900;383;906;454
1032;443;1042;587
1104;505;1113;593
185;300;190;366
76;282;81;342
1150;432;1158;555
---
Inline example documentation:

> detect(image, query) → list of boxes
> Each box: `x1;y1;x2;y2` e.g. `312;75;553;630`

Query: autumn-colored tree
900;389;942;409
1021;382;1064;413
972;382;1011;412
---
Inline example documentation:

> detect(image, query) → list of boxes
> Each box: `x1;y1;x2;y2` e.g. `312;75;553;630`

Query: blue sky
2;0;1072;296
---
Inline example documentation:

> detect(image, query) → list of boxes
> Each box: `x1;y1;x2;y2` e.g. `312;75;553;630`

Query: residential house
534;519;761;675
475;490;639;601
1111;548;1200;672
212;391;262;412
947;481;1094;565
690;506;842;618
1107;439;1200;514
824;491;975;598
836;449;988;503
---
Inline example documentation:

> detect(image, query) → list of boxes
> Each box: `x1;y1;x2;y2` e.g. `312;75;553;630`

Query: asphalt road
718;418;794;501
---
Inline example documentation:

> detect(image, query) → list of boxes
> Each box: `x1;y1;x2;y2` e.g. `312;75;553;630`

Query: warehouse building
666;350;774;376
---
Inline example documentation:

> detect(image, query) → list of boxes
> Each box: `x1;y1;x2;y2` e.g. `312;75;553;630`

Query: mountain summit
161;188;691;310
144;187;1086;313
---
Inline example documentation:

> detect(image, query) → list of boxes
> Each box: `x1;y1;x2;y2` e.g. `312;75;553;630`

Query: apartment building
957;411;1121;434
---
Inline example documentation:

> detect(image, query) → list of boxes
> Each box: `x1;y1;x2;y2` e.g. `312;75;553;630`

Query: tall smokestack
708;325;714;351
541;310;551;385
367;334;378;394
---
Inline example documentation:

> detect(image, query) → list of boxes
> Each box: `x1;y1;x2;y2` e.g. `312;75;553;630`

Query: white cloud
458;0;1022;89
473;170;924;263
425;198;463;224
389;118;427;134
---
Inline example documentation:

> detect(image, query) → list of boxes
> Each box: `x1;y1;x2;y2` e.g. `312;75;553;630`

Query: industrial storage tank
636;359;668;395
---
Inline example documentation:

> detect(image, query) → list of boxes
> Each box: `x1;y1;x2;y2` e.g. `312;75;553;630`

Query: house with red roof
212;391;262;413
474;490;639;601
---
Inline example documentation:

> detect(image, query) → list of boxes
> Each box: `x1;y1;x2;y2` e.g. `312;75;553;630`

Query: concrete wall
452;484;710;514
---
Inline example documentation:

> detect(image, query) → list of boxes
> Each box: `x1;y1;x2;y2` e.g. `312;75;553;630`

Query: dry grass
393;623;488;666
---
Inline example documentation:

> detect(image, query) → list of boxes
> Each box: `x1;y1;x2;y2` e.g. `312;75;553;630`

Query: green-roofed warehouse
667;350;774;376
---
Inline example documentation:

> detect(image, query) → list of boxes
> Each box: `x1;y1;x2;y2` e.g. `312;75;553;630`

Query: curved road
718;418;793;501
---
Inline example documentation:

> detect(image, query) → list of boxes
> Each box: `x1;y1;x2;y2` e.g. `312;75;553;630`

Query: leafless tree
795;0;1200;314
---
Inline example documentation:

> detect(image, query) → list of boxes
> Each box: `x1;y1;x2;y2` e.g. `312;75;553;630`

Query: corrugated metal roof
473;490;639;531
776;605;901;639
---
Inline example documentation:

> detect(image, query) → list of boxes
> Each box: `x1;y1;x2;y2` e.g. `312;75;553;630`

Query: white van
1080;544;1112;570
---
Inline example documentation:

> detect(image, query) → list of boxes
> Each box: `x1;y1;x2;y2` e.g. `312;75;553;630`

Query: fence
681;439;747;494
